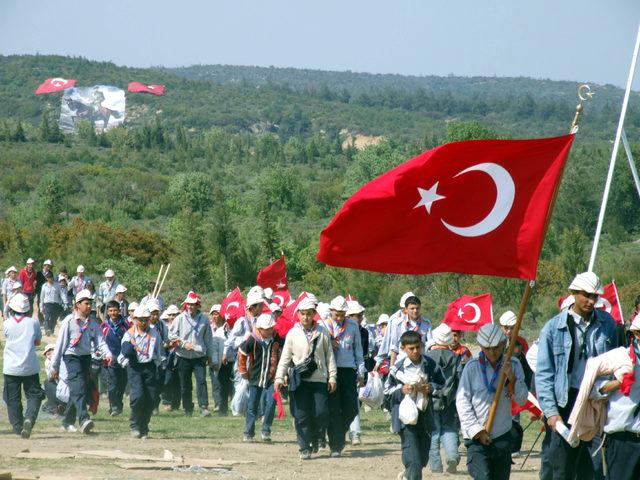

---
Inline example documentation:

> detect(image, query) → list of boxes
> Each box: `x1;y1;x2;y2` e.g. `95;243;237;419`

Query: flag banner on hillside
128;82;165;96
257;256;288;291
558;281;624;325
317;134;575;279
443;293;493;331
35;77;76;95
59;85;125;132
220;287;244;328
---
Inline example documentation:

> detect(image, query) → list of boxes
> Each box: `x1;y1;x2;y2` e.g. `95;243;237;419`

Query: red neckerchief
128;326;152;357
12;314;27;324
404;317;422;332
328;319;348;341
298;322;317;343
620;342;638;396
70;315;90;347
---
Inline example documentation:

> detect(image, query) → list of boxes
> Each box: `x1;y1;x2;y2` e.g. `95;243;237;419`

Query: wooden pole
155;263;171;299
485;85;592;434
152;264;164;299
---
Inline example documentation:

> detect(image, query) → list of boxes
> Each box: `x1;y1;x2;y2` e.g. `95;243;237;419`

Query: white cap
316;302;330;320
8;293;30;313
5;266;17;274
115;284;127;294
134;305;151;318
146;299;160;312
256;313;275;329
296;297;317;312
43;259;52;266
26;258;35;264
376;314;390;326
499;310;517;327
246;291;265;307
160;311;169;320
568;272;604;295
304;292;318;305
57;274;66;282
432;323;454;346
263;287;274;301
560;295;575;310
248;285;264;297
75;289;92;303
329;295;348;312
346;300;365;316
630;313;640;331
400;291;415;308
209;304;222;314
477;324;507;348
269;302;282;313
104;269;115;278
183;291;201;304
76;265;85;273
165;304;180;315
128;301;139;312
43;343;56;354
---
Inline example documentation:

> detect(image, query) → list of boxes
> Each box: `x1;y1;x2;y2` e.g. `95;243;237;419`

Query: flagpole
485;86;593;434
621;128;640;201
588;22;640;272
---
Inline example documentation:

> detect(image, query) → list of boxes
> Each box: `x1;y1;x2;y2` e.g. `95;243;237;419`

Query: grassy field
0;334;545;479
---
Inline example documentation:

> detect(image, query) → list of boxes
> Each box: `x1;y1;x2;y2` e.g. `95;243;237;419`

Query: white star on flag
414;182;445;214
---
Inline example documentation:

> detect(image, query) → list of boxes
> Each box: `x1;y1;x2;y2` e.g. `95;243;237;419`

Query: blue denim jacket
535;308;618;418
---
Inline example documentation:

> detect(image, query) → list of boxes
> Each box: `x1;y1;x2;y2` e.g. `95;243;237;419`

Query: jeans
162;358;181;409
105;363;127;413
291;381;329;453
244;383;276;437
215;362;234;414
465;431;512;480
3;374;44;433
42;302;62;333
127;362;157;435
210;365;222;407
177;356;209;413
429;409;460;472
399;421;431;480
62;354;91;426
604;432;640;480
327;368;359;452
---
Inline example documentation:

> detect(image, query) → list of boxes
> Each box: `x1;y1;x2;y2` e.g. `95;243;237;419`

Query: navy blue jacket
101;316;130;357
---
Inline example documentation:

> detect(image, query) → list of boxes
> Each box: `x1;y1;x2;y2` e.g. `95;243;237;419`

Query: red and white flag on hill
35;78;76;95
257;256;288;291
443;293;493;332
128;82;165;96
220;287;244;328
317;134;575;279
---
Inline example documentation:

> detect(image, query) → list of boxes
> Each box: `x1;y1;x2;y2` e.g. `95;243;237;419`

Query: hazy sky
2;0;639;87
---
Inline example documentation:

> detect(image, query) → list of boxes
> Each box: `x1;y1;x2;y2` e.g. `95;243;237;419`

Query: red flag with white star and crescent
128;82;165;96
443;293;493;332
257;256;288;291
317;134;574;279
35;78;76;95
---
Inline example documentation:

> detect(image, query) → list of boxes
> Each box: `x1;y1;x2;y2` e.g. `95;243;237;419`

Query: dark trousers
542;388;594;480
465;431;512;480
3;374;44;434
327;367;359;452
245;383;276;437
62;354;91;426
291;381;329;453
127;362;157;435
153;365;165;409
177;356;208;413
215;362;234;414
400;420;431;480
162;362;181;409
604;432;640;480
106;363;127;412
43;378;64;413
43;302;61;333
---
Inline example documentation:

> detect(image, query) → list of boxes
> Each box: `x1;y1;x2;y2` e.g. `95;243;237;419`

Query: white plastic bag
399;394;419;425
359;372;384;409
231;379;249;416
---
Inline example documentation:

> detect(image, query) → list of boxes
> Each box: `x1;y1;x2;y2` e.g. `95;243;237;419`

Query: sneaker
319;438;326;449
201;408;211;417
243;435;255;443
299;451;311;460
213;405;220;412
446;459;457;474
397;472;407;480
163;405;173;412
140;434;149;440
21;419;33;439
351;434;361;445
261;432;272;442
152;408;159;416
330;450;341;458
80;419;94;434
185;411;193;417
110;409;122;417
131;429;141;438
62;424;77;433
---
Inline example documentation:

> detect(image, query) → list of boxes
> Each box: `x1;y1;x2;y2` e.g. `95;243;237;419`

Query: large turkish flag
318;134;574;279
128;82;165;96
257;256;288;291
35;78;76;95
443;293;493;331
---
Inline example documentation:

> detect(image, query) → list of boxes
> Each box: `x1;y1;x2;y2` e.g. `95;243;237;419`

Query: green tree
168;172;214;213
77;120;97;146
12;122;26;142
36;173;66;224
344;140;405;194
446;121;499;142
559;226;588;284
168;210;211;292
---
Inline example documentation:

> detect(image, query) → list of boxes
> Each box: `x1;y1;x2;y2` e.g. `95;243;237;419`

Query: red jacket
19;268;37;294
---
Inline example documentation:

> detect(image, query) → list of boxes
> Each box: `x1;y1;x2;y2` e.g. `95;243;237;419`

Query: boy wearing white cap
161;305;182;412
39;270;64;335
114;284;128;318
67;265;90;297
387;296;433;368
237;313;282;442
536;272;620;479
50;289;112;433
456;323;527;480
119;305;164;438
100;300;130;416
375;292;415;368
321;296;365;456
19;258;37;314
275;295;337;460
3;293;45;438
2;266;20;316
36;259;54;323
168;291;216;417
498;310;533;391
97;269;120;319
208;304;226;412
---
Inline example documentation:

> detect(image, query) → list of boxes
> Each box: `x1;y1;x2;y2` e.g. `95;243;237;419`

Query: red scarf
620;343;638;396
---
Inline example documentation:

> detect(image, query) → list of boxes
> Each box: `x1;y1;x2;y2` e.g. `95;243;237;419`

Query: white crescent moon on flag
460;302;481;323
598;298;612;313
227;301;240;309
274;295;285;306
51;78;68;87
441;162;515;237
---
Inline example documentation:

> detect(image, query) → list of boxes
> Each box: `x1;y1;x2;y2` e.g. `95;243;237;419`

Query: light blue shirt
97;280;120;307
120;327;164;366
39;282;63;310
51;313;109;371
320;318;365;376
389;315;433;356
224;315;256;361
3;314;42;376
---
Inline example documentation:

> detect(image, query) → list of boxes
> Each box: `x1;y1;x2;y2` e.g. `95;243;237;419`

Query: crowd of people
3;258;640;480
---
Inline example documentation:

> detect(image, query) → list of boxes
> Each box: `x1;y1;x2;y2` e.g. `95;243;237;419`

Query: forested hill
0;54;638;333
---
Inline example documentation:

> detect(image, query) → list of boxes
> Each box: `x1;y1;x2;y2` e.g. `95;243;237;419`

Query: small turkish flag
274;291;320;337
35;78;76;95
220;287;244;328
257;256;288;291
317;135;575;279
557;281;624;325
511;392;542;417
128;82;165;96
443;293;493;332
